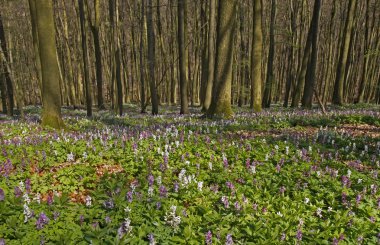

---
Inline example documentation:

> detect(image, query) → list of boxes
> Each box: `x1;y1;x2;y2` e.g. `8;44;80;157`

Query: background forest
0;0;379;122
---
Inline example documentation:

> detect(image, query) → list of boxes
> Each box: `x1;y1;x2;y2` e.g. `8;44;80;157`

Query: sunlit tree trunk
207;0;236;118
250;0;262;112
34;0;64;128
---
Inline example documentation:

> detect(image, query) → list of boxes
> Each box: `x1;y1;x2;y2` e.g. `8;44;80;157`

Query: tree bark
34;0;64;128
250;0;263;112
206;0;236;118
178;0;189;114
332;0;357;105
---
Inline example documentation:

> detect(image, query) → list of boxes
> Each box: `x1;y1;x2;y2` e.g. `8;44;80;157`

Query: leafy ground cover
0;105;379;244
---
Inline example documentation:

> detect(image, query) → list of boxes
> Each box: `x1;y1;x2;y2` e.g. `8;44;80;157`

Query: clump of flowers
36;212;49;230
164;205;181;230
117;218;133;238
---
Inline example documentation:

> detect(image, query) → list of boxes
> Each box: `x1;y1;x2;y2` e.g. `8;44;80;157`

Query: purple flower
159;185;167;198
355;194;362;205
332;238;339;245
234;201;241;211
25;179;31;193
280;233;286;241
205;230;212;245
47;194;53;206
79;215;84;225
156;202;161;210
341;192;348;206
36;212;49;230
276;164;281;173
0;188;4;201
147;233;155;245
148;175;154;186
105;216;111;224
92;222;99;229
341;176;351;188
126;191;133;203
225;234;233;245
174;182;179;192
279;186;286;194
0;238;4;245
103;199;114;209
296;229;302;241
221;196;229;208
14;186;22;198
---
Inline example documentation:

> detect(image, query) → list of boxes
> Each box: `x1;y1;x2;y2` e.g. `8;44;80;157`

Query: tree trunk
34;0;64;128
332;0;357;105
178;0;189;114
250;0;263;112
262;0;276;108
0;12;14;116
147;0;159;115
206;0;236;118
78;0;92;117
302;0;322;109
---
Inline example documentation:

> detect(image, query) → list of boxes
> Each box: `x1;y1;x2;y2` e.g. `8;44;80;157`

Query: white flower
35;193;41;204
304;198;310;204
19;181;25;192
157;176;162;185
316;208;322;218
208;162;213;170
124;207;132;213
347;170;352;178
23;203;33;223
164;206;181;229
327;207;333;212
197;181;203;191
148;186;154;197
357;179;362;184
67;152;75;162
23;193;30;204
277;211;283;217
285;146;289;155
85;195;92;207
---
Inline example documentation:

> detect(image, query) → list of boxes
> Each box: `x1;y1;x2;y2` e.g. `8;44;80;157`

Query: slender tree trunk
250;0;262;112
147;0;158;115
262;0;276;108
78;0;92;117
302;0;322;109
91;0;105;109
0;12;13;116
178;0;189;114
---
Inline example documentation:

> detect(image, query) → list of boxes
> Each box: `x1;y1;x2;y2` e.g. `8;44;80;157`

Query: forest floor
0;105;379;244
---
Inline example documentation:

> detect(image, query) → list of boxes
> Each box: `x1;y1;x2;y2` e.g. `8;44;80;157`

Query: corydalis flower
221;196;229;208
85;195;92;207
36;212;49;230
147;233;156;245
67;152;75;162
23;203;33;223
225;234;233;245
205;230;212;245
0;188;4;201
164;205;181;229
296;229;302;241
117;218;132;238
159;185;167;198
